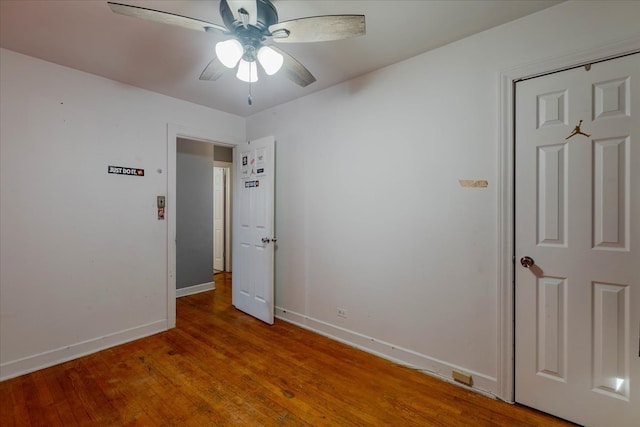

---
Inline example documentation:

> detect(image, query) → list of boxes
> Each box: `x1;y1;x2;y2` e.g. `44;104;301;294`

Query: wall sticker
108;165;144;176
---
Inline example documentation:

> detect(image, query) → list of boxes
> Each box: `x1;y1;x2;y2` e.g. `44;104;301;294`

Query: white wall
0;48;245;379
246;0;640;396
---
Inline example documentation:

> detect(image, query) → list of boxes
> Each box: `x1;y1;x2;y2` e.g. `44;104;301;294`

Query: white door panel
515;53;639;426
232;136;275;324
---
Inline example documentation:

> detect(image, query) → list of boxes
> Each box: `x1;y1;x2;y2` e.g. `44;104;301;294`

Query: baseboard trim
275;306;498;397
0;320;166;381
176;281;215;298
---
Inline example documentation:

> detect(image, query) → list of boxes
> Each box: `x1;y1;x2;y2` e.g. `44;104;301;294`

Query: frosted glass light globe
236;59;258;83
257;46;284;75
215;39;243;68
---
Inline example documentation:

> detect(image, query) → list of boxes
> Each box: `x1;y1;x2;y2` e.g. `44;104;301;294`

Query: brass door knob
520;256;535;268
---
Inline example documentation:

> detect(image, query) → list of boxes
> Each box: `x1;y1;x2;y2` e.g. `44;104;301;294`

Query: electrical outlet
337;308;348;318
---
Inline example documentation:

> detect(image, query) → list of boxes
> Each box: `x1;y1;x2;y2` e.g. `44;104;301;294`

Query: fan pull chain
248;62;253;105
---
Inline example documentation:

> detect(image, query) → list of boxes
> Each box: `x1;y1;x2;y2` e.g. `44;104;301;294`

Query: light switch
157;196;166;220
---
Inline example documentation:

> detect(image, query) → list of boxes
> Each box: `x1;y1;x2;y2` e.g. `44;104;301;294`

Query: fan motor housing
220;0;279;33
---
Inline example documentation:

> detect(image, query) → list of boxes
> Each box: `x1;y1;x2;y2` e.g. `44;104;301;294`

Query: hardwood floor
1;273;574;426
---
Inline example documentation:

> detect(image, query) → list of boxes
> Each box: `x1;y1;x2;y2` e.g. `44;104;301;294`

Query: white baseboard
0;320;166;381
275;306;498;398
176;281;215;298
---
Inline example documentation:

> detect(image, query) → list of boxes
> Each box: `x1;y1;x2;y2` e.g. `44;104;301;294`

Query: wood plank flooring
0;273;574;426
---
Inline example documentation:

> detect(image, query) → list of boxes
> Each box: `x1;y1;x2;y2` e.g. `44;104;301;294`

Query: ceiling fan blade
108;2;227;34
269;15;365;43
268;46;316;87
199;57;226;81
225;0;258;26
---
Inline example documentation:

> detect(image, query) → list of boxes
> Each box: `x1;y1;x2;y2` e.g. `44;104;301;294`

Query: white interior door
232;136;275;324
515;53;639;426
213;166;225;271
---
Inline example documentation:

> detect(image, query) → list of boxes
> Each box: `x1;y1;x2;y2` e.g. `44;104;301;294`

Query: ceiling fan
108;0;366;96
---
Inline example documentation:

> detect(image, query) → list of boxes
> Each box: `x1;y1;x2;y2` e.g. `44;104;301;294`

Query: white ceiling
0;0;563;117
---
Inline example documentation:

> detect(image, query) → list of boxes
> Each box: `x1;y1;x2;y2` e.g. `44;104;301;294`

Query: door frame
166;123;241;328
496;37;640;402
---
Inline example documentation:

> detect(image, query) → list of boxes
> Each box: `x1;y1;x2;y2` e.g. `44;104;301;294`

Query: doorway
166;124;238;328
176;138;215;296
175;141;234;296
513;53;639;425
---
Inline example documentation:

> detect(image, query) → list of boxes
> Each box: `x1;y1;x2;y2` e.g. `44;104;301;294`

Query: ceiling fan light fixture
236;59;259;83
257;46;284;75
108;0;366;89
215;39;243;68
